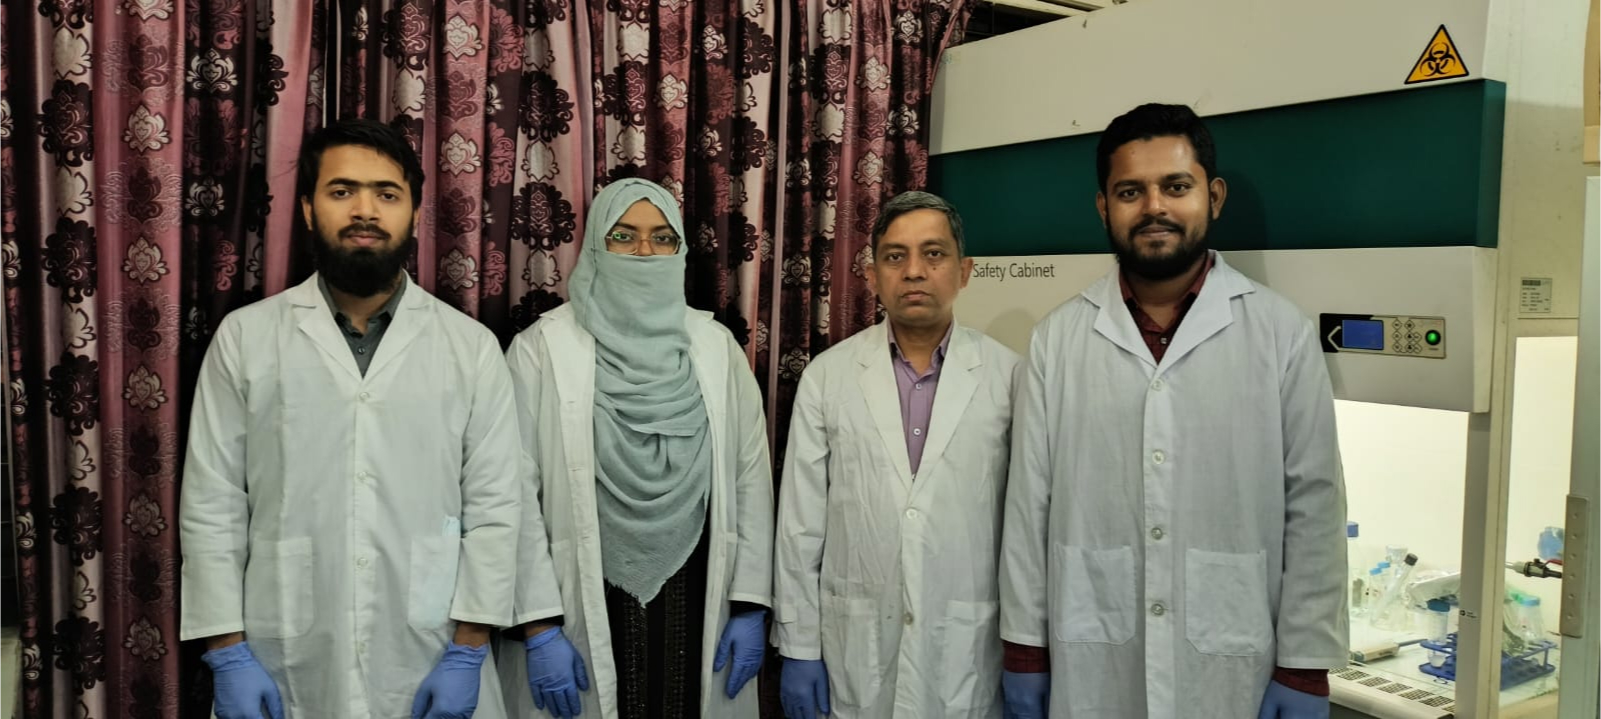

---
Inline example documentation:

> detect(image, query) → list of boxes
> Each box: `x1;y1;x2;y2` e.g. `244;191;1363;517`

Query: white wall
1340;336;1578;633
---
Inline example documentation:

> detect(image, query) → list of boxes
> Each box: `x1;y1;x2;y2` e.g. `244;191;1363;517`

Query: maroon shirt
1118;251;1214;363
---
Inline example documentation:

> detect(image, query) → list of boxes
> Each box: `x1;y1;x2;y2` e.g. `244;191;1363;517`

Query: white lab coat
180;274;519;718
496;303;773;719
774;322;1019;718
998;255;1348;719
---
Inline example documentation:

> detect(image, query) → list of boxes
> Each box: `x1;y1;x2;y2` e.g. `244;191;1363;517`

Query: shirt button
1151;602;1166;616
356;556;370;569
1152;450;1166;465
356;347;367;355
904;613;914;626
1160;337;1170;345
912;428;923;437
1151;379;1165;391
1150;527;1165;541
915;383;923;390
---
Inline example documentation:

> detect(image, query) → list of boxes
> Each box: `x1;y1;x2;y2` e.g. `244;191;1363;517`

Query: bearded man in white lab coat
997;104;1348;719
773;191;1020;719
179;119;570;719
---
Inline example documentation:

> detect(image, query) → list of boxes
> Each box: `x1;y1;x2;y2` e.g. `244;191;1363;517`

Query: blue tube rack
1417;633;1557;689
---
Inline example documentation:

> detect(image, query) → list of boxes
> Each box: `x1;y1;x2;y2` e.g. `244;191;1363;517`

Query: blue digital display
1342;319;1385;351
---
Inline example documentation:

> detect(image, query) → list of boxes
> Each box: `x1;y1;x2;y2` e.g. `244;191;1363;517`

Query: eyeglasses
604;229;681;253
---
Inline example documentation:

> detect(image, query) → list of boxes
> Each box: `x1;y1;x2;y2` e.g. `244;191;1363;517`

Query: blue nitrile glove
202;641;285;719
779;657;831;718
525;627;589;718
1257;680;1330;719
713;609;767;699
1001;670;1049;719
410;641;488;719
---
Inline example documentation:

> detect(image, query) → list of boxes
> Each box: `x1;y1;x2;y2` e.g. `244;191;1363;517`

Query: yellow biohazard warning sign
1404;25;1470;84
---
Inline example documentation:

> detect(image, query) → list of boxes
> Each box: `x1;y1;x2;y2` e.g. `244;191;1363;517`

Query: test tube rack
1416;632;1557;689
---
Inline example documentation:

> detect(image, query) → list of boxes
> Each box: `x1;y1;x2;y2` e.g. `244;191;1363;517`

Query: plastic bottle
1422;598;1451;642
1513;595;1547;648
1348;522;1367;617
1370;553;1420;631
1365;566;1387;609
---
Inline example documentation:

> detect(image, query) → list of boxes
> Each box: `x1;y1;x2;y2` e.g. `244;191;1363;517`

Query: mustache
1132;217;1184;234
339;222;391;241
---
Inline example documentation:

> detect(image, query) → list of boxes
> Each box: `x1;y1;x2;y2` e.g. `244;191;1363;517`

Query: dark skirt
603;522;711;719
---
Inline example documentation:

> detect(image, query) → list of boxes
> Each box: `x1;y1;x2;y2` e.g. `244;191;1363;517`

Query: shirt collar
318;273;408;329
888;320;955;366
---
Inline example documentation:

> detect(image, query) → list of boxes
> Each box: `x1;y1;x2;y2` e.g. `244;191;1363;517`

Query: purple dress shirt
888;323;954;477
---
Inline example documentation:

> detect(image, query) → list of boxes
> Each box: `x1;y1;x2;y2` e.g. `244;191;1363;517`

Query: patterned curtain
1;0;324;715
2;1;969;716
763;0;971;460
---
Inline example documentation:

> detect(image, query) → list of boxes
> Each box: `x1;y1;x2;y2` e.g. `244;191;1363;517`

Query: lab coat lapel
289;275;363;383
1086;272;1159;371
856;324;914;492
364;275;430;381
913;326;979;486
1158;255;1254;372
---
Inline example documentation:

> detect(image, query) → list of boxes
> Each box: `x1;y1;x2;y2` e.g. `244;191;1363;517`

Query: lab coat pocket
243;538;315;639
938;600;1001;710
408;520;463;631
1050;544;1136;644
819;594;883;708
1184;548;1273;656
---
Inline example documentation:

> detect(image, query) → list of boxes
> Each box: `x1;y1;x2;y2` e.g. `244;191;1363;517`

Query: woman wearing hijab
498;178;774;719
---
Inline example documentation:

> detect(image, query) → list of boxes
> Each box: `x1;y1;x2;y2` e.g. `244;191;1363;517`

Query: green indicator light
1425;330;1441;346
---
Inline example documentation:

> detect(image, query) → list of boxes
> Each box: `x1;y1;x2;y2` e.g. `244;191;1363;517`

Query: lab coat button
903;613;914;626
1151;602;1166;616
1150;527;1165;541
1152;450;1165;465
359;391;370;401
356;556;370;568
905;508;918;519
1151;379;1164;391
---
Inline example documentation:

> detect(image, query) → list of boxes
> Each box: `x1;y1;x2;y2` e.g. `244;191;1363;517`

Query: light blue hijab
569;178;711;604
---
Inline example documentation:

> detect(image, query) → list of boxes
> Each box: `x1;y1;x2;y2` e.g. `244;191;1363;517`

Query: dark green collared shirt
317;275;406;376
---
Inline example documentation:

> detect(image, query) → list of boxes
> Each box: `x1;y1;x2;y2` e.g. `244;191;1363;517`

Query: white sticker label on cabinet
1520;277;1553;314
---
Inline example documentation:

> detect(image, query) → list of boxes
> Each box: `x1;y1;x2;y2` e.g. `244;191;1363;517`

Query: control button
1425;330;1442;346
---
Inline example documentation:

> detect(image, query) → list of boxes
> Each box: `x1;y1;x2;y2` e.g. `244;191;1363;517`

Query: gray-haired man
772;192;1021;719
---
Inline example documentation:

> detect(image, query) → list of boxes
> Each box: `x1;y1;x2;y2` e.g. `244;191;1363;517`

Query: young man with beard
179;119;581;718
996;104;1348;719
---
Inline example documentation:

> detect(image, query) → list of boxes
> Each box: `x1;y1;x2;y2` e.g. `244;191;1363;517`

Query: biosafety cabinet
929;0;1600;716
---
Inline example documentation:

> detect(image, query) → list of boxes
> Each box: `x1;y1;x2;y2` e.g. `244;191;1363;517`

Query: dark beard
1108;215;1211;282
310;219;415;297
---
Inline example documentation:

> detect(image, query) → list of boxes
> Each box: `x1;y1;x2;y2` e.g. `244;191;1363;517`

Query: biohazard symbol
1404;25;1469;85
